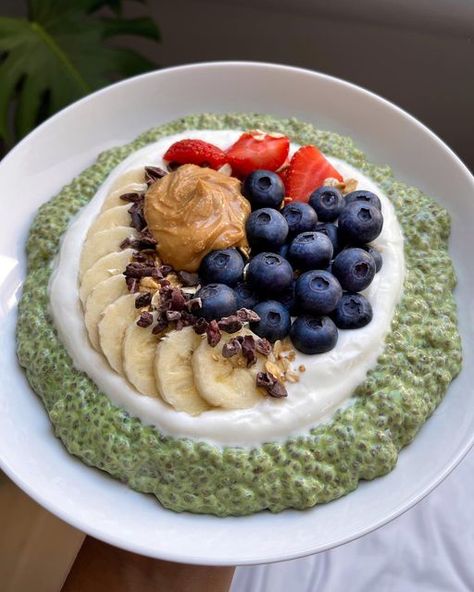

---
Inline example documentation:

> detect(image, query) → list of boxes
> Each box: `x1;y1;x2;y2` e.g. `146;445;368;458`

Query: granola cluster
323;176;358;195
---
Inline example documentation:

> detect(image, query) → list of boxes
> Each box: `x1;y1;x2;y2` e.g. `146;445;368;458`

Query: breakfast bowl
1;61;473;565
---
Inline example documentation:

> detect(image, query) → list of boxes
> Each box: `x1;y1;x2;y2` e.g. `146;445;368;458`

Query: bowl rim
1;60;473;565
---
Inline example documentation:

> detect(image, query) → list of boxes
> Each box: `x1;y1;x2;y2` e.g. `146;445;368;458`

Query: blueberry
250;300;291;342
295;270;342;315
246;208;288;252
338;202;383;245
290;315;338;354
246;252;293;295
362;245;383;272
332;293;373;329
345;190;382;211
277;243;289;259
288;232;333;271
242;170;285;209
332;248;376;292
309;186;344;222
274;281;297;314
315;222;340;255
234;282;259;309
195;283;237;320
199;248;244;286
281;202;318;237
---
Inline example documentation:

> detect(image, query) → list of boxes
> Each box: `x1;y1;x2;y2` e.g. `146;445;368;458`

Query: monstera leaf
0;0;160;146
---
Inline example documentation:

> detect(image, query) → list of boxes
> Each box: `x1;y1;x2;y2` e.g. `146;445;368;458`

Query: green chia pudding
16;113;462;516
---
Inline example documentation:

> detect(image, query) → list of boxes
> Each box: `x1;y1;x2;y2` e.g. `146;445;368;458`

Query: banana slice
84;275;129;350
192;329;265;409
98;293;138;374
122;314;159;397
79;226;138;279
87;205;132;236
154;327;210;415
101;169;147;211
79;248;133;304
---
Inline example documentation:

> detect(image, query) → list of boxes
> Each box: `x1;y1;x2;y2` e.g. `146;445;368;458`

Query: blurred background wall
2;0;473;170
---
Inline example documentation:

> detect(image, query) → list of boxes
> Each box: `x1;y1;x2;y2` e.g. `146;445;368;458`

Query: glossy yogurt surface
49;130;405;446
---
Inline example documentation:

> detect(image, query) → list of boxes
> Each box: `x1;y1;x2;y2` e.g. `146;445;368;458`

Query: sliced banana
154;327;210;415
192;329;265;409
84;275;129;350
122;314;159;397
79;248;133;304
98;294;138;374
101;169;147;211
79;226;138;279
87;204;132;236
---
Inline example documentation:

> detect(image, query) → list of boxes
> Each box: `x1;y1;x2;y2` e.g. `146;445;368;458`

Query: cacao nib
222;338;242;358
120;192;143;203
218;315;243;334
268;381;288;399
236;308;261;323
193;317;208;335
140;228;155;241
256;371;274;388
170;288;187;311
206;320;221;347
158;264;174;277
180;311;197;326
159;283;173;297
255;338;272;356
124;262;162;280
152;318;168;334
145;166;167;185
186;297;202;313
165;310;181;322
133;252;155;264
241;335;257;367
256;372;288;398
132;236;157;251
128;202;146;232
120;237;133;250
135;292;152;308
177;271;200;286
124;228;157;251
137;311;153;328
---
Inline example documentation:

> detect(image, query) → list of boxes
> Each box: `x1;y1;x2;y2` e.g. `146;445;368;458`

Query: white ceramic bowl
0;62;473;565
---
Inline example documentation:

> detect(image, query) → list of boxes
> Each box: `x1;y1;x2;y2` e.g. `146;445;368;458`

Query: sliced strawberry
226;130;290;177
277;166;289;187
285;145;343;202
163;139;227;170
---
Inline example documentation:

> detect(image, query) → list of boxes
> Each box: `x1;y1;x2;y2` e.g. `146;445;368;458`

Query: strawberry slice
226;130;290;177
277;166;289;187
285;145;343;202
164;139;227;170
276;158;291;187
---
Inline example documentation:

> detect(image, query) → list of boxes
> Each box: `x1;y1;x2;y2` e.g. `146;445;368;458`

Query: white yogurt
49;130;405;447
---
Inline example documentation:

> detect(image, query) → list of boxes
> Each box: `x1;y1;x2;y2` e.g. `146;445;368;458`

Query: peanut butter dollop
144;164;250;272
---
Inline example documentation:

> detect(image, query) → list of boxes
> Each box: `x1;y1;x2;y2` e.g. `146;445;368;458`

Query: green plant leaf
0;55;25;145
0;0;160;146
